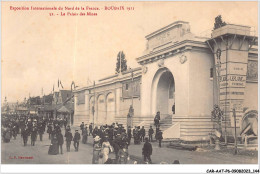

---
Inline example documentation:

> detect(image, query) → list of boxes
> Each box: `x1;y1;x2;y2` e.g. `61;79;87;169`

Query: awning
57;105;70;113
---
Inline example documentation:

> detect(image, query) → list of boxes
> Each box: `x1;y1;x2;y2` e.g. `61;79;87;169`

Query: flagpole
93;81;96;127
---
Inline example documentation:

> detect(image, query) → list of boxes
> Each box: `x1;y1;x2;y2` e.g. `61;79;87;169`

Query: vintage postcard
1;0;258;173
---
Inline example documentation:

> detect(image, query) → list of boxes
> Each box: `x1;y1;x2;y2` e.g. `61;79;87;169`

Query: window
126;83;129;91
210;67;213;79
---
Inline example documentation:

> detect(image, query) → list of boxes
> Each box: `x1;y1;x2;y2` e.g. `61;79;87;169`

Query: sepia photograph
1;0;259;172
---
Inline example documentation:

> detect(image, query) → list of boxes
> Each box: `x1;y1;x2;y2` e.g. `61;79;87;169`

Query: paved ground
1;126;258;164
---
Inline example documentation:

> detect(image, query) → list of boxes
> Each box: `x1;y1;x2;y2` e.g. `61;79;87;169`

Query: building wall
188;50;214;115
74;77;142;127
74;92;88;126
244;82;258;110
179;50;214;141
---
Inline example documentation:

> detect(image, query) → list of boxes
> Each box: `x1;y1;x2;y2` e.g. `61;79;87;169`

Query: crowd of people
1;114;50;146
2;111;166;164
77;117;164;164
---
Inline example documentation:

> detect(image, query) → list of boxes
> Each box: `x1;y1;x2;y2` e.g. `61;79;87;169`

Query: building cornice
136;40;209;65
73;72;142;93
145;21;189;39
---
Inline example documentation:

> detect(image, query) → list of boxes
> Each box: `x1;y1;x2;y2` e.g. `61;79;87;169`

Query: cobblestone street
1;126;257;164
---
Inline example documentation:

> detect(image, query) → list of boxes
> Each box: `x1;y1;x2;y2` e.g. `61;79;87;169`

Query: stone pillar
73;93;78;125
104;93;108;125
209;24;254;137
84;90;89;124
115;83;121;122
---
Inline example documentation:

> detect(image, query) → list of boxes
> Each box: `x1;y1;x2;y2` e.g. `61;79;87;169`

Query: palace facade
73;21;258;141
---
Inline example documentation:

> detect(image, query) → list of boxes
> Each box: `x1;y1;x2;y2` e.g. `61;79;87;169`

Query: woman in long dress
82;127;88;144
101;137;113;164
92;136;102;164
48;132;59;155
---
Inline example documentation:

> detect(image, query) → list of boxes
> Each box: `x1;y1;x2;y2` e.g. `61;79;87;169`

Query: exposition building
73;21;258;142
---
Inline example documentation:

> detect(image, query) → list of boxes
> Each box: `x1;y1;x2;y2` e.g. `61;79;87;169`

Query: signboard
146;22;190;51
214;49;249;128
122;79;140;98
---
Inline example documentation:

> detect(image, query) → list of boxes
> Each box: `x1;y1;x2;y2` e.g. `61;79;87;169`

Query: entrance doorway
152;68;175;117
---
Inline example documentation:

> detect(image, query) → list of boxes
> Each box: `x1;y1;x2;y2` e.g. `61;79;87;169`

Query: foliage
211;104;224;132
214;15;226;30
211;104;224;121
115;51;127;73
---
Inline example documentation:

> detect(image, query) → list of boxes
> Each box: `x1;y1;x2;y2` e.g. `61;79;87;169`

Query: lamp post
127;68;134;128
215;48;222;150
92;81;96;128
233;108;238;155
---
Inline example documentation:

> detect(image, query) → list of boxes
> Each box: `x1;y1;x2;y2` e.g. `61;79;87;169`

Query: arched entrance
106;92;115;125
151;68;175;117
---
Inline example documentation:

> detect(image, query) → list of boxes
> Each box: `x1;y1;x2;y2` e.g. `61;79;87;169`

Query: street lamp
214;48;222;150
127;68;134;128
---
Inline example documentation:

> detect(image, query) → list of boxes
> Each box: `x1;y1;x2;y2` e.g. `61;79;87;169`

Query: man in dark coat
31;126;37;146
112;137;121;163
12;124;17;140
142;138;152;163
65;129;73;152
80;122;84;135
47;123;53;140
140;126;145;142
127;126;132;145
148;126;154;142
73;130;81;151
21;126;29;146
57;131;64;154
155;126;160;140
157;130;163;148
89;123;93;136
38;122;44;141
108;126;114;143
154;111;160;128
92;126;98;138
172;104;175;114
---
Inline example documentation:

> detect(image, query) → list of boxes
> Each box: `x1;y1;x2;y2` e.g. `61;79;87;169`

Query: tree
115;51;127;73
211;104;224;131
214;15;226;30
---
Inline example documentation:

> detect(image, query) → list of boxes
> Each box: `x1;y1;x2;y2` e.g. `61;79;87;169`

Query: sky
1;1;258;102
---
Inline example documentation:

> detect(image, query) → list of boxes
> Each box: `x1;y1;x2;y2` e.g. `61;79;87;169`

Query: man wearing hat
57;130;64;154
140;126;146;142
80;122;84;135
31;125;37;146
148;126;154;142
65;129;73;152
127;126;132;145
157;130;163;148
73;130;81;151
89;123;93;136
142;137;152;164
47;123;53;140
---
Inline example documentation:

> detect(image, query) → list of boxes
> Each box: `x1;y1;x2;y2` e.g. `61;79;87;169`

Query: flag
60;80;64;89
71;81;74;91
